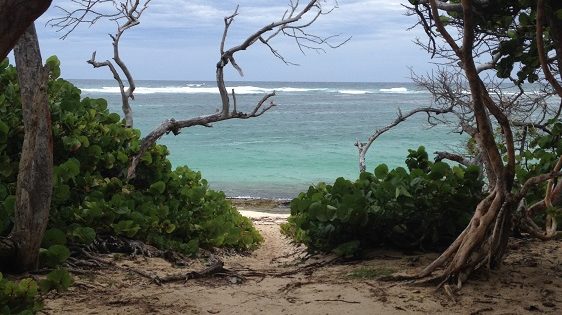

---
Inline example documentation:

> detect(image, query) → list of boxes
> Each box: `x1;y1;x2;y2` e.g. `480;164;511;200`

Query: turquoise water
75;80;466;199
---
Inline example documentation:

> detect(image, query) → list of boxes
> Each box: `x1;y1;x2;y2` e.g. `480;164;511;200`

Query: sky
31;0;435;82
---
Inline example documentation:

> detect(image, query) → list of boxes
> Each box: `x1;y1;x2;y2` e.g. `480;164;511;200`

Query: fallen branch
314;299;360;304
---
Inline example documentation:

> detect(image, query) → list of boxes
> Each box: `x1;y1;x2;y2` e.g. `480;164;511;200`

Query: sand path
44;208;561;314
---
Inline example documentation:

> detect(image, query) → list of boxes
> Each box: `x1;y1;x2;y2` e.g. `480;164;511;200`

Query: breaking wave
80;84;428;95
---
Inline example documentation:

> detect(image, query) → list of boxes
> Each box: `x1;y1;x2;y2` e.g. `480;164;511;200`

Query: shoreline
228;197;291;214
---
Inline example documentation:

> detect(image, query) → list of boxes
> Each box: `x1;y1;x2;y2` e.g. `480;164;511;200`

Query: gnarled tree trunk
412;0;562;292
0;24;53;273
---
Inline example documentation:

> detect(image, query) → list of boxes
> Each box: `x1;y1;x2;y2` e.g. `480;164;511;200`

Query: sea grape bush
282;146;484;255
0;57;262;258
512;121;562;226
0;273;42;315
0;269;72;314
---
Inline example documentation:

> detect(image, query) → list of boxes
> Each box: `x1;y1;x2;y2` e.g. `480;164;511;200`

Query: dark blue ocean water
74;80;466;199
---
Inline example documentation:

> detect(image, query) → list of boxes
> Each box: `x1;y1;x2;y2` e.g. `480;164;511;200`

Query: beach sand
44;203;561;314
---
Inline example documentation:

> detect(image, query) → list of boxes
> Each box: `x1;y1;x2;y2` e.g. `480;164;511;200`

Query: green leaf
112;220;141;237
429;161;450;179
438;15;451;25
88;144;103;157
71;226;96;244
40;245;71;267
141;152;153;165
58;158;81;179
395;186;412;199
374;164;389;179
45;55;61;79
308;201;327;222
18;277;38;294
164;223;176;234
150;181;166;194
53;184;71;202
108;113;121;123
333;240;360;257
42;228;67;247
39;269;73;293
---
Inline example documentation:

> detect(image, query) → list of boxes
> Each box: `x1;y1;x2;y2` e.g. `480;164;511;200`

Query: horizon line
67;78;415;84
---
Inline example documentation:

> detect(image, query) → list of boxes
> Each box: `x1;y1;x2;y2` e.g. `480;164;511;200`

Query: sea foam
338;89;371;94
81;85;272;94
379;87;409;93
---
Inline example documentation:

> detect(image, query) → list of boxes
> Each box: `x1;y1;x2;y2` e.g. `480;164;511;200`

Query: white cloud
33;0;433;82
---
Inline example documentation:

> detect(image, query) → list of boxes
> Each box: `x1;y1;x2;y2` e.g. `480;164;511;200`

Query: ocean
74;80;466;199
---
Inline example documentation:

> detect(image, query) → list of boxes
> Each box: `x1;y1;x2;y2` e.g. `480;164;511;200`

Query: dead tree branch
127;0;345;179
434;151;477;166
51;0;150;128
355;105;454;172
48;0;120;39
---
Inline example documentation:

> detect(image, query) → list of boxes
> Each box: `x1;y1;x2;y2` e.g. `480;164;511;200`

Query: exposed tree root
129;259;234;285
85;234;190;266
411;189;516;292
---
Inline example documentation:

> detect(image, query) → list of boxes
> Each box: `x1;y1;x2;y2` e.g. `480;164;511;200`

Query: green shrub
0;57;262;257
282;146;483;255
0;273;42;314
0;268;73;314
513;121;562;227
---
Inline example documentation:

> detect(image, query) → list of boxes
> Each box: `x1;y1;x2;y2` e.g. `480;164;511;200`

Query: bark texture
2;24;53;273
0;0;52;60
410;0;562;291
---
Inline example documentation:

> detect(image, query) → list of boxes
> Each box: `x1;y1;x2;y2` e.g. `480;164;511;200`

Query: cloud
33;0;432;82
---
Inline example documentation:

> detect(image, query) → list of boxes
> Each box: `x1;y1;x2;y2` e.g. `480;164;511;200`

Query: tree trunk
0;0;52;60
413;0;520;290
0;24;53;273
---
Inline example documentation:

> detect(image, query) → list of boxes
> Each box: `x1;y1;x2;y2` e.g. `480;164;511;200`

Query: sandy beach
43;202;561;314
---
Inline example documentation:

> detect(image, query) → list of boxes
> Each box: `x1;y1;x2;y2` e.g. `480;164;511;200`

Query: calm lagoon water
75;80;466;199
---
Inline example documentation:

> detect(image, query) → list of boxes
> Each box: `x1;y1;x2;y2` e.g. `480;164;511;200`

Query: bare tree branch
84;0;150;127
127;94;277;179
536;0;562;98
434;151;477;166
355;105;454;172
127;0;344;179
48;0;120;39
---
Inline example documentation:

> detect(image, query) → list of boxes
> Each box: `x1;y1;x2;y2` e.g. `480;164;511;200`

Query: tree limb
128;0;343;179
83;0;150;127
536;0;562;98
355;105;454;172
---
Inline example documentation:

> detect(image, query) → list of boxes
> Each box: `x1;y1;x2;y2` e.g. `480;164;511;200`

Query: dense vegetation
282;146;484;256
0;57;262;262
283;122;562;256
514;121;562;225
0;57;263;313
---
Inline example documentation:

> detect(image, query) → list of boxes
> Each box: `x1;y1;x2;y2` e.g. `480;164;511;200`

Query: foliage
282;146;483;255
0;273;42;315
37;269;73;293
0;268;73;315
429;0;562;84
0;57;262;260
514;120;562;226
